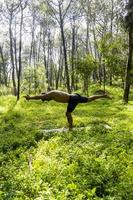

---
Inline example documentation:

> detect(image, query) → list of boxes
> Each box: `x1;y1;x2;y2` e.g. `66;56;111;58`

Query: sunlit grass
0;106;7;113
0;87;133;199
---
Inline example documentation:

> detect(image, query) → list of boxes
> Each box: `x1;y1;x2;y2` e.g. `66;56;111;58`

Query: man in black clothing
24;90;110;128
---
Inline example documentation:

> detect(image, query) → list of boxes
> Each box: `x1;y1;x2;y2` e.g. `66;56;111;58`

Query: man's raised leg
87;94;111;102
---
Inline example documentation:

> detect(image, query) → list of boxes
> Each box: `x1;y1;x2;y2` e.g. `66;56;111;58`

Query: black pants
67;94;88;113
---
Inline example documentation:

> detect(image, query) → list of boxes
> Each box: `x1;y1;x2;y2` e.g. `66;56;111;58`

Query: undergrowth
0;87;133;200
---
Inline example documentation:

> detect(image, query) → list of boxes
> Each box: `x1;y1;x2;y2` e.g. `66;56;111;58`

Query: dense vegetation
0;86;133;200
0;0;133;199
0;0;132;101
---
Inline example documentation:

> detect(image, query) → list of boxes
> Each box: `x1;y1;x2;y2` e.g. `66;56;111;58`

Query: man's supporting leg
66;112;73;129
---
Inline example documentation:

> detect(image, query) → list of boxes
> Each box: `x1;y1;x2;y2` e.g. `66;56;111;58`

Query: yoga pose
24;90;110;128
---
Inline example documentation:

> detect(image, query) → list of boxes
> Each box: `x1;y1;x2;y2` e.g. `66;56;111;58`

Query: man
24;90;110;128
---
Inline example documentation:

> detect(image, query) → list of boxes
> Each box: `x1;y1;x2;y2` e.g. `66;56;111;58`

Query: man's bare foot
24;95;30;100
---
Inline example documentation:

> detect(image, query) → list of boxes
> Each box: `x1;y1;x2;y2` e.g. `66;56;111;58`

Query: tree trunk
9;14;17;96
17;8;23;101
123;25;133;103
0;45;7;86
42;28;49;89
98;65;102;85
71;16;76;91
103;64;106;92
14;19;19;80
56;45;63;89
47;30;51;90
59;4;71;93
37;26;42;62
86;14;89;54
109;71;113;86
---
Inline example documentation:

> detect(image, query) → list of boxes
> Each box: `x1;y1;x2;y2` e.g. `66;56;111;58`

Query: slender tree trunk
71;16;76;91
14;37;18;79
9;14;17;96
109;0;114;86
56;45;63;89
14;19;19;80
49;32;54;88
47;30;51;90
86;13;90;54
29;13;37;93
59;4;71;93
0;45;7;86
99;65;102;85
103;64;106;92
55;65;61;90
109;69;113;86
123;25;133;103
37;26;42;62
92;20;99;82
17;7;23;101
29;14;35;67
42;28;49;89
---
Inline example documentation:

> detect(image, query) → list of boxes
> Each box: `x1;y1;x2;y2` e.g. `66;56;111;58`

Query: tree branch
45;0;60;24
62;0;73;20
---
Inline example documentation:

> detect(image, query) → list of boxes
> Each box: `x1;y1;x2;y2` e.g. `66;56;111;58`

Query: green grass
0;87;133;200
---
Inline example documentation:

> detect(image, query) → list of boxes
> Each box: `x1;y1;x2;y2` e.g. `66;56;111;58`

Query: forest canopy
0;0;132;101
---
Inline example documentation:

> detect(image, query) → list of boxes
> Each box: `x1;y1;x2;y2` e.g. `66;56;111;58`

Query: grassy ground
0;87;133;200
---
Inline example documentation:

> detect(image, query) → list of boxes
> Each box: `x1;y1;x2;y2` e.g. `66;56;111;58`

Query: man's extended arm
24;94;45;100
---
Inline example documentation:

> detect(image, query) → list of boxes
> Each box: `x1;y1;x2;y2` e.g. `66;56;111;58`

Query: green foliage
98;33;127;81
76;54;97;79
75;54;98;93
22;64;47;94
0;86;133;199
0;86;11;95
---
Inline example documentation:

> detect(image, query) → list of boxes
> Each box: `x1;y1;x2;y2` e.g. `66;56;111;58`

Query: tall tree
0;45;7;86
45;0;74;93
17;0;28;100
123;0;133;103
6;0;19;95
